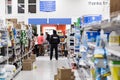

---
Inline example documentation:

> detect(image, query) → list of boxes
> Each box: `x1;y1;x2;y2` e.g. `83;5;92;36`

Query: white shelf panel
107;46;120;57
88;42;96;48
0;56;9;63
88;42;120;57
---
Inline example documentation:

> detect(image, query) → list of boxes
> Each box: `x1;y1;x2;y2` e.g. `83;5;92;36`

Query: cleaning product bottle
109;31;119;46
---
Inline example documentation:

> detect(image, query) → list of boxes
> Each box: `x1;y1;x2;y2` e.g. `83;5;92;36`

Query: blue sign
49;18;71;24
40;1;56;12
83;15;102;25
28;18;47;25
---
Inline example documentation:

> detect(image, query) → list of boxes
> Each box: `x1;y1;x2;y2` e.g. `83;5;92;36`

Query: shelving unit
7;66;22;80
67;14;120;80
0;27;8;64
0;20;34;80
88;42;120;57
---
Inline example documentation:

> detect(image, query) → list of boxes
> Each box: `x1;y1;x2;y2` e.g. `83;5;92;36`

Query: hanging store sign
40;0;56;12
82;15;102;26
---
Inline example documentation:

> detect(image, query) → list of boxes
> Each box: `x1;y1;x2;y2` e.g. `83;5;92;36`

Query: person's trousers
38;44;45;56
50;44;58;60
34;44;39;56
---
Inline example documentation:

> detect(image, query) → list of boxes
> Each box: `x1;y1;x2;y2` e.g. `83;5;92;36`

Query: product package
22;58;33;70
54;67;75;80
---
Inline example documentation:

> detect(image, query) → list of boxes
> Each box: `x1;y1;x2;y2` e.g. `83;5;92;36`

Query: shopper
45;32;50;43
63;35;67;50
63;35;68;57
45;32;50;52
49;30;60;60
38;33;45;56
33;34;39;56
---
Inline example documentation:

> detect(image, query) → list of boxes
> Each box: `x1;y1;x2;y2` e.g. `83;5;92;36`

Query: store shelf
107;46;120;57
0;29;6;32
8;54;13;58
87;42;96;49
22;49;33;58
15;52;21;56
0;54;14;63
78;68;91;80
88;42;120;57
7;66;22;80
0;56;8;63
13;48;33;63
15;46;20;49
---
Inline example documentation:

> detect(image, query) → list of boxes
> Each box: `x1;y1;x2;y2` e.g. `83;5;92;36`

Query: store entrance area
14;56;80;80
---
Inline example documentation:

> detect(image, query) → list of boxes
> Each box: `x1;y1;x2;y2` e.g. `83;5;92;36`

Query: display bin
110;61;120;80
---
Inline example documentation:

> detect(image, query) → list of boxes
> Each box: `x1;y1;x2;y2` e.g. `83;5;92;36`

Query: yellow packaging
110;65;120;80
109;36;120;44
94;54;104;58
109;31;120;46
90;68;96;80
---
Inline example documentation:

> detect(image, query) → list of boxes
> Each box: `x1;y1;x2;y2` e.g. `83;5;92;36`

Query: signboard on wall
43;27;56;35
40;0;56;12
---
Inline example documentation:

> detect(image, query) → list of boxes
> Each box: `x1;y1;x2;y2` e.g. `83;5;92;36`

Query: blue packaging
105;32;110;42
86;31;100;42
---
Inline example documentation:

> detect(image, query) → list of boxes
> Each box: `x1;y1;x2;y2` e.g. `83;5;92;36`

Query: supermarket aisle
14;56;80;80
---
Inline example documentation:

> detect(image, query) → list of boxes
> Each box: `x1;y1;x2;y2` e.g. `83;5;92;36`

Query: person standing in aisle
45;32;50;42
45;32;50;52
38;33;45;56
49;30;60;60
33;34;39;56
63;35;68;57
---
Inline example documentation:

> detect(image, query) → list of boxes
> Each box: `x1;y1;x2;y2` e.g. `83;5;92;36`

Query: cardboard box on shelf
6;18;17;24
22;62;33;70
71;72;74;76
6;19;17;29
30;54;36;62
22;58;33;70
16;24;21;29
23;58;32;62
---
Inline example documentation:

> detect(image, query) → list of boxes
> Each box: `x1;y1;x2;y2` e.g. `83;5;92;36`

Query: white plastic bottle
109;31;119;46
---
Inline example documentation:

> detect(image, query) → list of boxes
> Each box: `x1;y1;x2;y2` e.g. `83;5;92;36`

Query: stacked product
22;58;33;70
0;65;16;80
22;45;36;71
54;67;75;80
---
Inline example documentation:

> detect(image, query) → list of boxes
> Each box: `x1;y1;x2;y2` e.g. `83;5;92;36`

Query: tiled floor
14;56;81;80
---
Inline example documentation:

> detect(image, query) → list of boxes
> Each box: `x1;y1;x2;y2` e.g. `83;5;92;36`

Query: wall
57;25;66;35
0;0;110;24
41;24;57;35
41;24;66;35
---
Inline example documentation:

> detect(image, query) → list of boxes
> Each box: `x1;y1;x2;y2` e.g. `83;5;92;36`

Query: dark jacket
46;34;50;42
49;34;60;44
